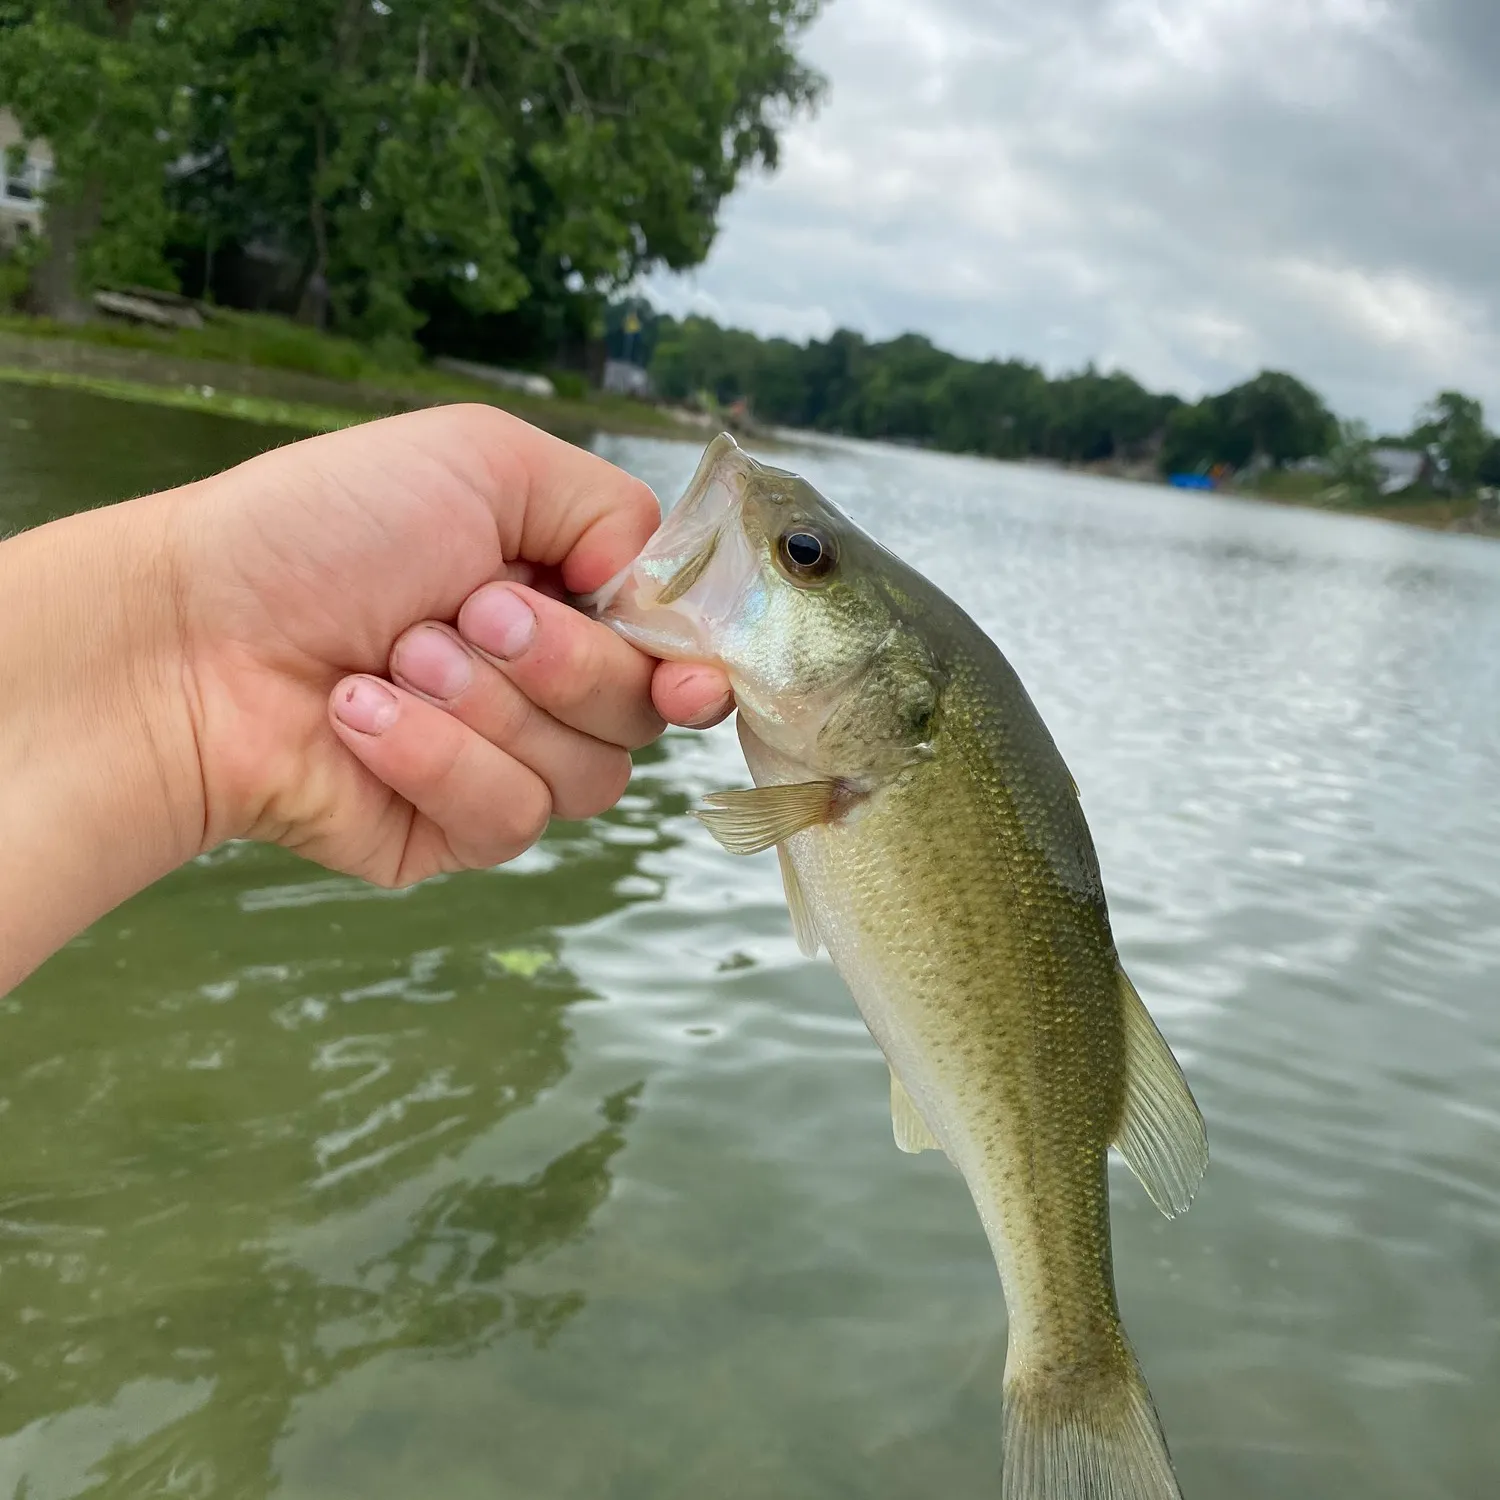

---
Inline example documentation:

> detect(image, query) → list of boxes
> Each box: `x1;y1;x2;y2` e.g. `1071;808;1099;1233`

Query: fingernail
393;626;473;701
676;670;734;727
334;677;400;736
682;690;734;728
462;584;537;661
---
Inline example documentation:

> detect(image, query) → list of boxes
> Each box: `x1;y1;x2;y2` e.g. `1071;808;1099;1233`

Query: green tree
750;335;813;422
1410;390;1489;490
0;1;186;318
1217;370;1337;466
1477;437;1500;489
794;327;866;430
648;314;1199;467
1041;366;1177;464
927;358;1048;458
850;333;951;443
3;0;823;347
1160;370;1334;473
1327;418;1381;503
1160;399;1226;474
195;0;823;348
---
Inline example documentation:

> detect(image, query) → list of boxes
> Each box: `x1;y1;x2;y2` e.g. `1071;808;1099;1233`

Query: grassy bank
1230;465;1485;534
0;362;367;433
0;309;699;442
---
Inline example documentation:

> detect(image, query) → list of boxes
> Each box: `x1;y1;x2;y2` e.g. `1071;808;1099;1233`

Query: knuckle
387;859;439;889
547;626;606;719
506;780;554;850
454;840;513;874
452;790;549;871
376;706;467;795
598;752;635;811
623;475;662;533
623;707;667;751
419;723;469;789
450;833;512;873
445;756;551;869
452;401;518;447
481;676;537;747
554;750;633;820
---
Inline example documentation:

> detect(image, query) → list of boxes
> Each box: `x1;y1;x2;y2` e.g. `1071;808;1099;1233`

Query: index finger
457;581;665;748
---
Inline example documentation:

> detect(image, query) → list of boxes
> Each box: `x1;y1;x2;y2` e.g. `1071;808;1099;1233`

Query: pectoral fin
1113;968;1209;1218
695;782;839;856
890;1071;942;1154
777;845;821;957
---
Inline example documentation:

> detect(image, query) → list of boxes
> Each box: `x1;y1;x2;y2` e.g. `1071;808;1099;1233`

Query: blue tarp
1167;473;1216;490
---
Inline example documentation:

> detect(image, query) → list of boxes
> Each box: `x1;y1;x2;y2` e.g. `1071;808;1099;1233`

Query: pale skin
0;404;734;996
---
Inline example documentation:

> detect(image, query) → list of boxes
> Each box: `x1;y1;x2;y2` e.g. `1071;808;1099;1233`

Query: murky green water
5;381;1500;1499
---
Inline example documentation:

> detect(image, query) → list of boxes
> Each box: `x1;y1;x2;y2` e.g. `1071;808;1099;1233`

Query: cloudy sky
645;0;1499;433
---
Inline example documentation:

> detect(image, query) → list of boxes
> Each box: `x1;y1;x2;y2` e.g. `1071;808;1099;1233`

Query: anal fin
890;1071;942;1154
1112;968;1209;1218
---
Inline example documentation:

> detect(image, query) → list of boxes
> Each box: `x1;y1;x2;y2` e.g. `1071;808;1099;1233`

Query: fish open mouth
582;433;760;662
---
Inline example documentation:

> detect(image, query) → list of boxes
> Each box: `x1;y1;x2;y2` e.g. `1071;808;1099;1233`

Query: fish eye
777;527;837;583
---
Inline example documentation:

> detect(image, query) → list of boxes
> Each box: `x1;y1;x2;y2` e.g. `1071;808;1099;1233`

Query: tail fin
1001;1353;1182;1500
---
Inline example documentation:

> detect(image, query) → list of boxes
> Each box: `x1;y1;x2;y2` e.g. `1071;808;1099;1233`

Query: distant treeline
605;302;1500;489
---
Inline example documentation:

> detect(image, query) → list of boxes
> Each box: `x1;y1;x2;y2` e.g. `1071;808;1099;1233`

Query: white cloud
645;0;1500;432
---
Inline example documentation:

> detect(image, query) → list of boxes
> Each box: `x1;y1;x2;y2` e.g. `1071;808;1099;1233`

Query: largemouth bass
590;435;1208;1500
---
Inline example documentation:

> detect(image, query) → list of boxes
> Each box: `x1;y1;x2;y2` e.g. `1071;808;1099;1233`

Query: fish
587;434;1208;1500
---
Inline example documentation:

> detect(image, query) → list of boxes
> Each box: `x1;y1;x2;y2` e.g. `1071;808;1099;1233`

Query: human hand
0;404;735;992
169;405;734;886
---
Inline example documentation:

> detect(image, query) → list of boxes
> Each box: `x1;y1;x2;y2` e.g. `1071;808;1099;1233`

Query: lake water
4;382;1500;1499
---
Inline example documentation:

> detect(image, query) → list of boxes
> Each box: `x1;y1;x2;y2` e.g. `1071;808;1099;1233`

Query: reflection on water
0;427;687;1493
0;765;679;1495
0;382;298;529
6;390;1500;1497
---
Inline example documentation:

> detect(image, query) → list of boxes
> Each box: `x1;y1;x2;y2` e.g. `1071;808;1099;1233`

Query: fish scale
760;685;1129;1363
592;433;1208;1500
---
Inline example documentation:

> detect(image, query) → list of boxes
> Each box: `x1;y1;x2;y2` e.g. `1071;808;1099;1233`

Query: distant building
602;359;652;399
0;110;52;249
1370;446;1431;496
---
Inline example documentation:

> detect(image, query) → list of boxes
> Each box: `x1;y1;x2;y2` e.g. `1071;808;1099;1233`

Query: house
1370;446;1431;496
602;358;652;399
0;110;52;250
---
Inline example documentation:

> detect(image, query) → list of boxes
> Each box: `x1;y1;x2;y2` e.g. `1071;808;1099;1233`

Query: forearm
0;492;204;994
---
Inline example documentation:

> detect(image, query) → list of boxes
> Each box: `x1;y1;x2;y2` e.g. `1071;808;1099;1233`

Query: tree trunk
295;121;332;329
25;185;102;323
294;261;329;329
24;1;138;320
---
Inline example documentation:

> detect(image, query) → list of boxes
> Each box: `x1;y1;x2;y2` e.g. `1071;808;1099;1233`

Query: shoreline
1221;480;1487;536
0;324;1487;537
0;325;704;446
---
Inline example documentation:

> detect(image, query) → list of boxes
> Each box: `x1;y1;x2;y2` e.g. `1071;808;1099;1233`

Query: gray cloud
646;0;1500;431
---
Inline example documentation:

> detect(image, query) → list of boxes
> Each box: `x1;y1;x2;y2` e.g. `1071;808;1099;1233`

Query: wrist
0;489;206;991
